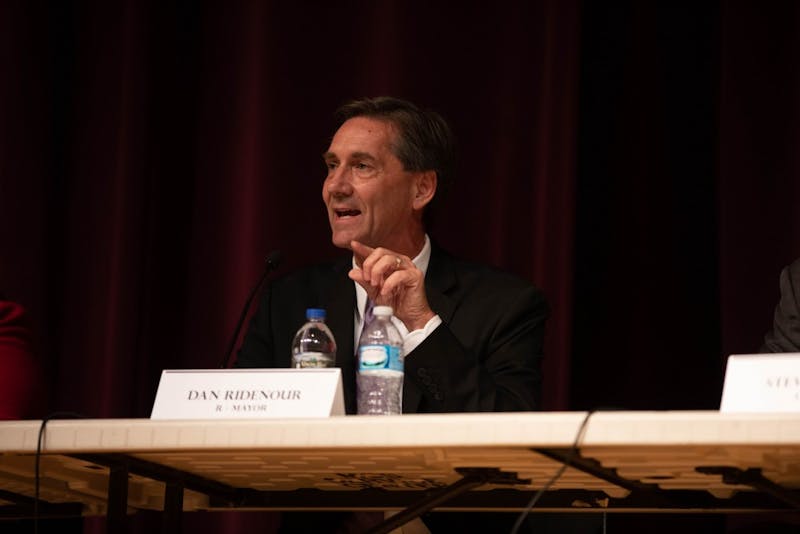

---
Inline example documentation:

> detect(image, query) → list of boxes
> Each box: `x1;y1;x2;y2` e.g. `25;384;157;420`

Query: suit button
434;393;444;402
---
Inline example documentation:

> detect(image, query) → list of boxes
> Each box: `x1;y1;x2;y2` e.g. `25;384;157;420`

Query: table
1;411;799;532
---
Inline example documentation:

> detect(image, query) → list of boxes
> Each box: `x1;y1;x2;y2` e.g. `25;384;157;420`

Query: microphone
219;250;282;369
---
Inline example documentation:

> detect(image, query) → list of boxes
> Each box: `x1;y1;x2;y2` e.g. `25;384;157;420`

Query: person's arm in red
0;299;38;419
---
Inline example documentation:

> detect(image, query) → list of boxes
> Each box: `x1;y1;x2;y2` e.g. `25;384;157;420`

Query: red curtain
0;0;579;419
2;0;799;425
3;0;800;422
3;2;800;534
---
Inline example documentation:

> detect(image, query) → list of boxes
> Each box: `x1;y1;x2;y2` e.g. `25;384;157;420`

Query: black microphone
219;250;282;369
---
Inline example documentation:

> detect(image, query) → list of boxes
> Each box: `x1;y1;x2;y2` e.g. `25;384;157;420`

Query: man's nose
326;167;353;196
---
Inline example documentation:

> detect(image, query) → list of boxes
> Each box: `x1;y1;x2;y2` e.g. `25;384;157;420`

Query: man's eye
325;161;338;171
353;163;371;171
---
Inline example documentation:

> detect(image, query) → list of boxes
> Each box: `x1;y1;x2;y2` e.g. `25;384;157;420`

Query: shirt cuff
400;314;442;356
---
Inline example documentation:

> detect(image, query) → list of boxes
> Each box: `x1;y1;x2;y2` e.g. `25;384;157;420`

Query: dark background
1;1;799;531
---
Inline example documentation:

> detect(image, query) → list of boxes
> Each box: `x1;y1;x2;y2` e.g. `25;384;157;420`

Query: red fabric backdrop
0;0;579;419
1;2;800;531
2;0;800;418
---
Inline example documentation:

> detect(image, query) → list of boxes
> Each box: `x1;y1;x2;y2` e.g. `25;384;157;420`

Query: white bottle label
293;351;334;368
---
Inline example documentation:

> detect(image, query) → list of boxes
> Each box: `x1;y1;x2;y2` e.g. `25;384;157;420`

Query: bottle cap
372;305;393;317
306;308;326;320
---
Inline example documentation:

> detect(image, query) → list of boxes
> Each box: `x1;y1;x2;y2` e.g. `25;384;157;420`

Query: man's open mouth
335;209;361;218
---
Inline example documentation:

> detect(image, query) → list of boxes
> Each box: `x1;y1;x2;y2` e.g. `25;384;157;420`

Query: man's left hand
349;240;435;331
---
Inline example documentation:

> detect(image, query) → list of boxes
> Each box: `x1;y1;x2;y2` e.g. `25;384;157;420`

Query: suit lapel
403;243;458;413
425;244;457;322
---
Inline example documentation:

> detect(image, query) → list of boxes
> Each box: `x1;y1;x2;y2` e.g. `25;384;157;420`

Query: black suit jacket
236;244;548;414
763;258;800;353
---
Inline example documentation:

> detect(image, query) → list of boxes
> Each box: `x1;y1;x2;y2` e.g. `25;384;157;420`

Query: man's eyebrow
322;151;377;162
349;151;377;162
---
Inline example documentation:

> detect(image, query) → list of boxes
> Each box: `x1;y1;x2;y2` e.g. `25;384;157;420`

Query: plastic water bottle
357;305;404;415
291;308;337;368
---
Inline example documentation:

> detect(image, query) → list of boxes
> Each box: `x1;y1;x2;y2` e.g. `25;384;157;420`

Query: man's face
322;117;418;251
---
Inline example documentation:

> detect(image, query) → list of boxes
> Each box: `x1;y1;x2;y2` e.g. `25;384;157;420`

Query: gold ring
395;256;402;268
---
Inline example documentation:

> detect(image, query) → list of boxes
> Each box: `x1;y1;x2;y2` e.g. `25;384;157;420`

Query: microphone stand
218;250;282;369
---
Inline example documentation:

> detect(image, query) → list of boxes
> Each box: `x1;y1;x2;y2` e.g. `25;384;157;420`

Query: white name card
720;353;800;412
151;368;345;419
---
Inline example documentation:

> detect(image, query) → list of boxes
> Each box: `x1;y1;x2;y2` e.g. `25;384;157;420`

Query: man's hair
334;96;456;219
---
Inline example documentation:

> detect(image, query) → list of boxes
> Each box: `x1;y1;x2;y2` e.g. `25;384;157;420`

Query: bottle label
358;344;402;372
293;351;335;368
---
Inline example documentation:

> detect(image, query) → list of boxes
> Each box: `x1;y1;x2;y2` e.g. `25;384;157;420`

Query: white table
1;411;799;532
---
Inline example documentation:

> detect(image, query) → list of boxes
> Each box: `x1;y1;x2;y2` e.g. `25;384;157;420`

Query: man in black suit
237;97;548;415
235;98;561;532
763;258;800;352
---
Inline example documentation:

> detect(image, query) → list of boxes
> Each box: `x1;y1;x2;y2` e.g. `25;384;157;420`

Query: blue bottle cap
306;308;326;320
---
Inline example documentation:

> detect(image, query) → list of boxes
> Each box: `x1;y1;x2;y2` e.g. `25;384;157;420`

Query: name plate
720;353;800;412
151;368;345;419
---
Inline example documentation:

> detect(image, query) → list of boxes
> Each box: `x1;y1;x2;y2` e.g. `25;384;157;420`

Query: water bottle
357;305;404;415
291;308;337;368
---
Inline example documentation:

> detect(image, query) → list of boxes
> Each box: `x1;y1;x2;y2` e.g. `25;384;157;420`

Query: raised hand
349;240;435;331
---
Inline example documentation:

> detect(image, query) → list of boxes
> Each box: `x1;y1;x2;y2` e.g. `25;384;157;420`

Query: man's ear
412;171;437;210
